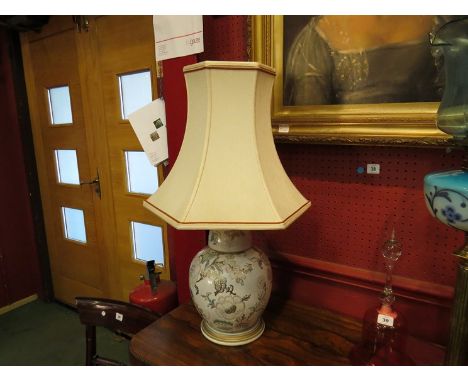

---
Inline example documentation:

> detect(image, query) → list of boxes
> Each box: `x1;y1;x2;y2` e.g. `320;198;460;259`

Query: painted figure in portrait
284;16;452;106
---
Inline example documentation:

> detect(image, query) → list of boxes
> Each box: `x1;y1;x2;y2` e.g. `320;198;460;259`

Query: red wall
257;144;460;345
163;16;459;347
0;29;42;307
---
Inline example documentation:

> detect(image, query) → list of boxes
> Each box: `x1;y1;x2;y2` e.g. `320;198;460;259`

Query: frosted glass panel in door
48;86;73;124
118;71;152;119
62;207;87;243
125;151;158;194
55;149;80;185
131;221;164;264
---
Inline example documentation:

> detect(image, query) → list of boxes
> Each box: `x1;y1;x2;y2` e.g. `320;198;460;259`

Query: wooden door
88;16;169;299
21;16;170;304
21;21;108;303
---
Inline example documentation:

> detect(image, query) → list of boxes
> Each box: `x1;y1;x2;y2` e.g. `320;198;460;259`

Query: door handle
80;172;101;199
80;178;98;185
72;16;89;33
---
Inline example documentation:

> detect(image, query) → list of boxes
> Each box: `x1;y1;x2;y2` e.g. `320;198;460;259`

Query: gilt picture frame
250;15;450;146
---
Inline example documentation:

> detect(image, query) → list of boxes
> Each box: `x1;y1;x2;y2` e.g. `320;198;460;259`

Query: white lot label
377;314;394;327
278;124;290;133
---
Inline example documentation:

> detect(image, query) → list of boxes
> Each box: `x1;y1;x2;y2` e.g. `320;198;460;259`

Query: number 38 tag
377;314;394;327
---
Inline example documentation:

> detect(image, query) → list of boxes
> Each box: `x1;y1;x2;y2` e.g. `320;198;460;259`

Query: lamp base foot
200;318;265;346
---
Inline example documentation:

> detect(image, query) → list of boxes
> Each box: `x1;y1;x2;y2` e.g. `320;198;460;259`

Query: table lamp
144;61;310;346
424;18;468;364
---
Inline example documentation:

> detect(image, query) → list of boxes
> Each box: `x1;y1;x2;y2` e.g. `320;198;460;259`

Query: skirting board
0;294;38;316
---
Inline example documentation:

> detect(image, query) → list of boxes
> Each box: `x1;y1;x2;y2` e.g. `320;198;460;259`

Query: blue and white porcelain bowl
424;169;468;232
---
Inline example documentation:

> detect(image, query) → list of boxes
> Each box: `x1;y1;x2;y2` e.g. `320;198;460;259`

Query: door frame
8;29;53;301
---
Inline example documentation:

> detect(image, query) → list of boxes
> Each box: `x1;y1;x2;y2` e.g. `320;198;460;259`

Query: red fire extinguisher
129;260;177;315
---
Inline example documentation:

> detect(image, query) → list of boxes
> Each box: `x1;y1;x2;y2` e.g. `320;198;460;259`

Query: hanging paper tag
128;98;169;167
153;15;204;61
377;314;394;327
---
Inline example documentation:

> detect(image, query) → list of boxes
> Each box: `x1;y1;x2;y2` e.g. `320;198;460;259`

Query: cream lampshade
144;61;310;346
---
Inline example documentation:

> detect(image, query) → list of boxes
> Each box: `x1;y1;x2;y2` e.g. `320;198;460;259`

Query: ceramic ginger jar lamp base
189;230;272;346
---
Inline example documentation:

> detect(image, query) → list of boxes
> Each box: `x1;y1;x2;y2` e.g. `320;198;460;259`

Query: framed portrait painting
251;15;452;146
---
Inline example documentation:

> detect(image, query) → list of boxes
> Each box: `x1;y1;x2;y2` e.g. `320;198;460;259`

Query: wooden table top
130;298;364;366
129;298;445;366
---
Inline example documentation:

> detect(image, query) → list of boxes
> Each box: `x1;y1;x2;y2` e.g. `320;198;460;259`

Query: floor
0;299;130;366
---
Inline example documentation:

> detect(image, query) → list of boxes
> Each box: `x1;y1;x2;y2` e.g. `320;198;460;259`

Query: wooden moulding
268;252;453;346
269;252;453;307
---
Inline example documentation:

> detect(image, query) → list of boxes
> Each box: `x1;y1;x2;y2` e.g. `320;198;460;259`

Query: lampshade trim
143;199;310;227
183;61;276;76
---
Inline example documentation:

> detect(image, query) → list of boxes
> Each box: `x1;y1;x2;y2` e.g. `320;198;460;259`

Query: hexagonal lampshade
144;61;310;230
